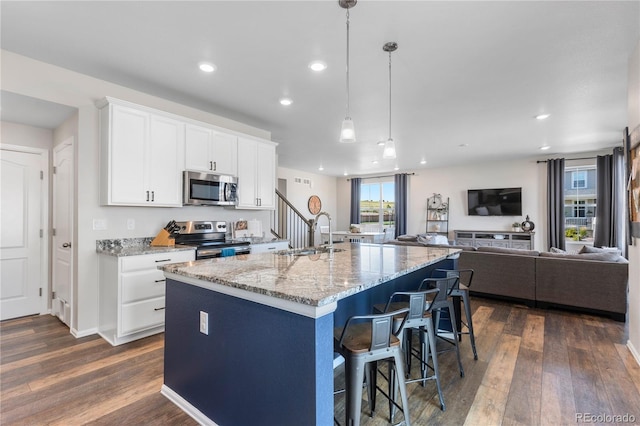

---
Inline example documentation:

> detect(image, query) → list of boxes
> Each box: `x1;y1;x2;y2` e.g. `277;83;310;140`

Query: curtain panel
594;147;626;254
394;174;408;237
547;158;565;250
349;177;361;224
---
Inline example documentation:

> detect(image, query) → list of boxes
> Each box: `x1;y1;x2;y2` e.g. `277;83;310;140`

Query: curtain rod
537;156;598;163
536;147;624;163
346;172;415;181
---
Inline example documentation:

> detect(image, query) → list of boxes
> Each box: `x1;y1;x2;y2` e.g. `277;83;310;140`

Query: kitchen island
159;243;459;426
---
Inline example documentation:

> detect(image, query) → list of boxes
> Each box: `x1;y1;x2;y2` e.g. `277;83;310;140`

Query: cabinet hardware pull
155;279;166;283
209;161;213;170
146;191;150;202
213;161;216;171
155;259;171;263
154;307;166;311
151;191;155;202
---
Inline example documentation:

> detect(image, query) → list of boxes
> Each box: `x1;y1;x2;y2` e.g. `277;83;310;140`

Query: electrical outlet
199;311;209;335
127;219;135;230
92;219;107;230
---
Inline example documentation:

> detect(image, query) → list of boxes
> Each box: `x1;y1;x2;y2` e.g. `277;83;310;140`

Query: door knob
62;242;71;248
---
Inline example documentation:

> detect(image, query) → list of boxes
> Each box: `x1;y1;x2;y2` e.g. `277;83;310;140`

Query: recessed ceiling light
343;172;348;176
539;145;551;150
393;166;399;171
535;114;550;120
198;62;216;73
420;160;427;165
279;97;293;106
459;143;469;148
372;160;379;164
308;61;327;72
318;166;324;171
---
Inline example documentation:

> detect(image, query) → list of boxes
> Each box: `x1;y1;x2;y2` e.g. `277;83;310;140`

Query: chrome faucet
314;211;332;249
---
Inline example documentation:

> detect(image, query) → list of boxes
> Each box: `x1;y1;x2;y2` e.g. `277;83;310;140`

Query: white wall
338;159;546;248
277;167;338;243
627;40;640;365
1;50;273;336
1;121;53;149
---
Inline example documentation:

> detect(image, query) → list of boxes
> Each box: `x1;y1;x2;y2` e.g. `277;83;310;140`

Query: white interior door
0;148;44;320
52;140;73;327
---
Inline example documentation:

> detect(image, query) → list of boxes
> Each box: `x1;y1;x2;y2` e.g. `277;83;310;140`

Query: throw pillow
417;234;449;245
397;234;417;241
579;245;622;256
477;246;540;256
549;247;566;253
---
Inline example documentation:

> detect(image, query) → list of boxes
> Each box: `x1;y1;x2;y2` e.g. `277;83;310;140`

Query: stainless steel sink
276;246;345;256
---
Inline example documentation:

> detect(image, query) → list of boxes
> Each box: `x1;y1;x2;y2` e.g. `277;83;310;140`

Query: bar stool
372;288;446;414
334;308;412;426
419;276;465;378
433;268;478;360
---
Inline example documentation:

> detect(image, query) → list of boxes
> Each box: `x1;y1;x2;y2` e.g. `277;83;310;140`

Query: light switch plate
127;219;135;230
93;219;107;230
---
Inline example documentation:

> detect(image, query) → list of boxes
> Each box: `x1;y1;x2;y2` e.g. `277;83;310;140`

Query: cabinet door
148;115;184;206
256;142;276;209
109;105;148;204
211;132;238;176
237;138;258;208
185;124;213;172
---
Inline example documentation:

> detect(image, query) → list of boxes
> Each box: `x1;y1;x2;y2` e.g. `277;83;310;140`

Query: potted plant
512;222;521;232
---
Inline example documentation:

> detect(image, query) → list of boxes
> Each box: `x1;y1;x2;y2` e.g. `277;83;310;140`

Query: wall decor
626;125;640;238
308;195;322;215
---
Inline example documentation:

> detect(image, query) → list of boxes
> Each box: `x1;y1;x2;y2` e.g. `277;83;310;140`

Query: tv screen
467;187;522;216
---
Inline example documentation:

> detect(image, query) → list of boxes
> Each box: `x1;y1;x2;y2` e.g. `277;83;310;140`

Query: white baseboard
628;340;640;367
161;384;218;426
71;327;97;338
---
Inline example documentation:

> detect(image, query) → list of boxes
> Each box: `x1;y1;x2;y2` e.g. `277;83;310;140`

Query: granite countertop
96;237;195;257
160;243;460;307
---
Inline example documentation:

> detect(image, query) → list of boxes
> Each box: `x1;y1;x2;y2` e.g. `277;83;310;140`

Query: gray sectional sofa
386;237;629;321
460;246;628;321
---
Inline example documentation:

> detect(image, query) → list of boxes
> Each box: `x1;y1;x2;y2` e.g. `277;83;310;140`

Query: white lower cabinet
250;240;289;254
98;250;194;346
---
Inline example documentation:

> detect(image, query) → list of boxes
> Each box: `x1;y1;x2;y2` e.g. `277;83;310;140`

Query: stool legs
460;289;478;360
434;301;464;377
420;320;446;411
344;356;366;426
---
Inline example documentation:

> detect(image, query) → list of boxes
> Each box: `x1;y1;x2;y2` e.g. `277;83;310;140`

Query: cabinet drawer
511;241;532;250
120;297;165;335
251;241;289;254
121;270;166;303
491;241;510;248
121;251;194;272
455;238;474;246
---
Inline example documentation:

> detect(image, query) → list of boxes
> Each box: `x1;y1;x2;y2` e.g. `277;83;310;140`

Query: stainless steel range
173;221;251;259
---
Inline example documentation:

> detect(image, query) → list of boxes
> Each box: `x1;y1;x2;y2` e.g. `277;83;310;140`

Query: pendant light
339;0;357;143
382;42;397;159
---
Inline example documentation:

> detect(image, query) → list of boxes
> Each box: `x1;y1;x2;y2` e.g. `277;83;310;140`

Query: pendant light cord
345;8;351;119
388;49;392;140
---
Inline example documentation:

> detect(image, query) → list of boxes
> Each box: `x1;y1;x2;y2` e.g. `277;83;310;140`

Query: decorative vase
521;215;535;232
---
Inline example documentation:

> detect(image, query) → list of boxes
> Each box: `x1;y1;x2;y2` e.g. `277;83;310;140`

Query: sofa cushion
397;234;417;241
477;246;540;256
428;244;477;251
578;245;622;256
549;247;565;253
417;234;449;245
539;251;628;263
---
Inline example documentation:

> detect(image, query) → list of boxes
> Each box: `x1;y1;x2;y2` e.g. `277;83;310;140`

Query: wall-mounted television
467;187;522;216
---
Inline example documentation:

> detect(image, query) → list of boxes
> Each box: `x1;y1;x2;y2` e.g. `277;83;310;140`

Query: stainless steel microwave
183;171;238;206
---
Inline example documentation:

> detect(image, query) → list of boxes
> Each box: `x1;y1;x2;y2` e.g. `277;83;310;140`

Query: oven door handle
198;248;222;258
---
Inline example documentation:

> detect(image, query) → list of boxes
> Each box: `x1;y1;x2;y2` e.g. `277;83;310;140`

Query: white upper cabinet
185;124;238;176
99;98;184;207
237;137;277;210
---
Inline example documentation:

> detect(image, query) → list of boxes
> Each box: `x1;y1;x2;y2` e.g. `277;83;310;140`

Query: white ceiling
1;1;638;176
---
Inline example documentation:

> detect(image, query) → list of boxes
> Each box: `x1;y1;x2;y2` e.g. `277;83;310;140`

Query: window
571;170;587;189
359;181;394;230
564;164;596;243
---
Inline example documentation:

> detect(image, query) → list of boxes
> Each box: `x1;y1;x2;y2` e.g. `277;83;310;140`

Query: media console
454;229;535;250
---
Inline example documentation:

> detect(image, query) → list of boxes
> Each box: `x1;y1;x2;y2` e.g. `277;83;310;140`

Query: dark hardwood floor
1;297;639;425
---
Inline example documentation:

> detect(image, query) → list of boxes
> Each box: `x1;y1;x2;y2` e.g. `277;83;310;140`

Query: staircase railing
271;189;315;249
